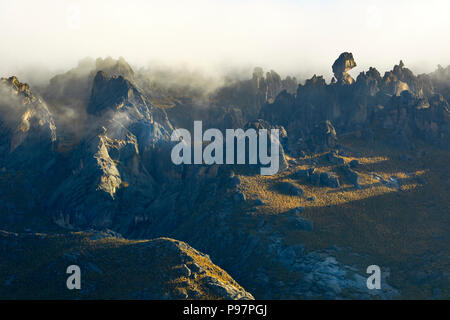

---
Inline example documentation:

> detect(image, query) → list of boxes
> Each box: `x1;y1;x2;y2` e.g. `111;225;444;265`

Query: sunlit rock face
0;76;56;162
332;52;357;85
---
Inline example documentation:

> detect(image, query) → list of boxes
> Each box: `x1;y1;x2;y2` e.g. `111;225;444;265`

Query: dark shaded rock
349;159;359;168
233;191;246;202
326;151;345;164
0;77;58;229
287;206;305;214
307;120;338;152
386;176;402;190
212;67;298;121
319;172;340;188
310;171;321;186
254;198;264;206
276;182;303;196
87;71;141;115
342;164;362;187
287;214;313;231
295;169;310;178
244;119;289;173
229;176;241;188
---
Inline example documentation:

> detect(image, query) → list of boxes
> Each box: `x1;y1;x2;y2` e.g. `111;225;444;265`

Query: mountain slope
0;230;254;300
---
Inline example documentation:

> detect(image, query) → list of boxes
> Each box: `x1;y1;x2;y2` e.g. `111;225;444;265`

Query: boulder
277;181;304;196
349;159;359;168
310;171;321;186
342;164;362;188
326;151;345;164
295;169;310;178
319;172;340;188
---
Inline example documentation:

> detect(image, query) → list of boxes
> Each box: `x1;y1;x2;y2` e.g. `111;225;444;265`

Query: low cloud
0;0;448;81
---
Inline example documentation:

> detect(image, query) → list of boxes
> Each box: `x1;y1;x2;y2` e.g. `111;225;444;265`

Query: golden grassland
236;134;449;298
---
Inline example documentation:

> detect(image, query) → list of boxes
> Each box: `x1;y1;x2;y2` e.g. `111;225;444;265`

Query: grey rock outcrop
48;70;176;230
259;53;450;153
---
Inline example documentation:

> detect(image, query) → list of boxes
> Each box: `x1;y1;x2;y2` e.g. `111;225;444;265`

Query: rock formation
261;52;450;154
48;69;176;231
332;52;357;85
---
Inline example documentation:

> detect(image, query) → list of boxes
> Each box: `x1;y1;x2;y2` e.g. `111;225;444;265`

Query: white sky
0;0;449;80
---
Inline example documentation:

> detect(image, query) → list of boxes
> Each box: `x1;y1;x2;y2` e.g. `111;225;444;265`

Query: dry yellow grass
0;232;250;299
234;133;449;298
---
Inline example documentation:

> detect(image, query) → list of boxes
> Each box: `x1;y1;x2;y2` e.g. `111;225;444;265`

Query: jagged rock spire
332;52;357;85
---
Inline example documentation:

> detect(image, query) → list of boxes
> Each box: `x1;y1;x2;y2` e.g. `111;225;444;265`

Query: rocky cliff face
0;76;56;155
164;67;298;132
0;77;58;229
43;56;137;150
48;70;176;231
214;67;298;121
261;53;450;155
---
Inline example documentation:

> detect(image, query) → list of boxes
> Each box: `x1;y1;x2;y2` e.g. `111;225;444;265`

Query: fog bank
0;0;449;81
